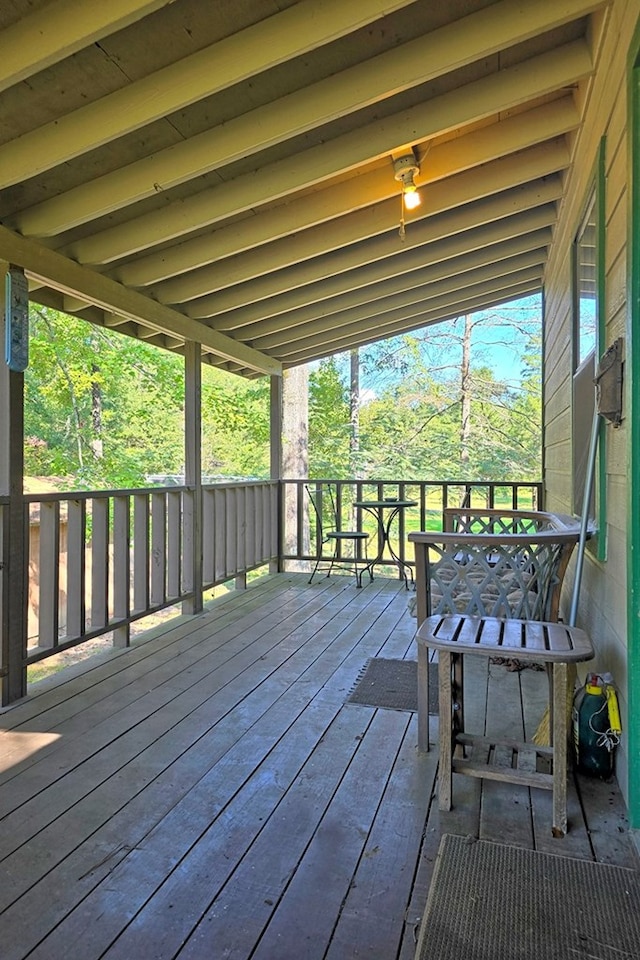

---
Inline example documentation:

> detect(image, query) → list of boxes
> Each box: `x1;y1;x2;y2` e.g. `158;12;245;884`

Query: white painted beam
0;0;174;93
237;233;551;343
0;226;280;376
155;140;568;305
12;0;589;236
211;212;555;332
68;40;590;267
253;255;545;351
0;0;416;189
63;295;92;313
116;96;578;288
186;177;562;319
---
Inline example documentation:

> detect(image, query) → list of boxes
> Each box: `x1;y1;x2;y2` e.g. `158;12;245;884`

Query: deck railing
281;479;543;573
1;477;541;701
23;480;278;666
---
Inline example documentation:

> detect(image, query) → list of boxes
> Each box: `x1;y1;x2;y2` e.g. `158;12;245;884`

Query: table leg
360;505;413;588
438;651;454;811
453;652;463;747
417;642;430;752
552;661;568;837
382;508;413;587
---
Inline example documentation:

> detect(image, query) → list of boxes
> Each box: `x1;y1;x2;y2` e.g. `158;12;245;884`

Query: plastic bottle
572;674;614;779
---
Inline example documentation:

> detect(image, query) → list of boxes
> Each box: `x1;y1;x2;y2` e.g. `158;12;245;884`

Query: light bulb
403;188;421;210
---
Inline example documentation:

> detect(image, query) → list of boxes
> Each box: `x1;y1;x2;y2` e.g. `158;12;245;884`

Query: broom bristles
533;707;550;745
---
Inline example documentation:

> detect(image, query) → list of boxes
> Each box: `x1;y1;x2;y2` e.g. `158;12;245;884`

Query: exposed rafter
0;0;612;375
281;278;542;367
191;181;564;321
0;226;280;376
114;96;578;289
210;214;556;332
12;0;588;237
0;0;417;188
66;40;590;267
235;232;552;342
254;255;545;352
173;147;568;310
0;0;174;94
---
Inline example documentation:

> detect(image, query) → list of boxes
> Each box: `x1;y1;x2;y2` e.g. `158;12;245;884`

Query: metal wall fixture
393;151;421;239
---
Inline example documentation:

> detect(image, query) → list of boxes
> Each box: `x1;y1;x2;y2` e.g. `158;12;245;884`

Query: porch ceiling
0;0;610;377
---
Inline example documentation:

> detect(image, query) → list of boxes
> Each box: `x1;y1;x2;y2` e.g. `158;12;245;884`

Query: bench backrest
410;510;581;625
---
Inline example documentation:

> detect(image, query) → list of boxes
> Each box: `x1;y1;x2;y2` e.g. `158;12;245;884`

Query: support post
0;262;28;704
182;341;202;614
270;373;283;574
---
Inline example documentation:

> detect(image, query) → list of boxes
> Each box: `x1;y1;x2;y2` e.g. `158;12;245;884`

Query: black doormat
416;834;640;960
346;657;438;713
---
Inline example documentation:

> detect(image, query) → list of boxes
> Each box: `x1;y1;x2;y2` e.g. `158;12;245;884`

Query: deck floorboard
0;573;636;960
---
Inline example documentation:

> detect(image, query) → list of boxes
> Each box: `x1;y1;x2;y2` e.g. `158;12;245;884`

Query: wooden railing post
270;373;283;574
0;262;28;705
183;341;202;614
112;495;130;648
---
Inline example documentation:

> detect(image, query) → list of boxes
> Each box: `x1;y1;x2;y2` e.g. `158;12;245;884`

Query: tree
200;370;269;478
350;348;362;479
349;298;542;481
22;297;542;491
25;307;274;488
308;357;350;477
282;365;310;567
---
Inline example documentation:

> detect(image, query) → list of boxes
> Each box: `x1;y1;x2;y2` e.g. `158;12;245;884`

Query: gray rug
416;834;640;960
346;657;438;713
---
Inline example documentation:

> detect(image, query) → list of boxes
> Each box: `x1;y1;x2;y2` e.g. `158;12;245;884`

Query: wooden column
183;340;202;614
0;262;27;704
270;373;283;574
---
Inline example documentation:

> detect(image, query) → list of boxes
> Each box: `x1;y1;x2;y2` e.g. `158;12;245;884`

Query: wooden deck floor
1;573;637;960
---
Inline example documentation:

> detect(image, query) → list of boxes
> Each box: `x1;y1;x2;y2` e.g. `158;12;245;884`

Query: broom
532;407;600;746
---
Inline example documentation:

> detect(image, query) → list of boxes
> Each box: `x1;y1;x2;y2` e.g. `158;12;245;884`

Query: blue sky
331;293;542;395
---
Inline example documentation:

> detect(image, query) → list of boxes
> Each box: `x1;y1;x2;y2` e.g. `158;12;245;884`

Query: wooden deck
0;573;637;960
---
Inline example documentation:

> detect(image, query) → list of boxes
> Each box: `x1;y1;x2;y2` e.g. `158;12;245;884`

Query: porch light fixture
393;151;420;240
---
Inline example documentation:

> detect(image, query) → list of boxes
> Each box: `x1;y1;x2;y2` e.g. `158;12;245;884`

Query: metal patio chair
306;484;371;588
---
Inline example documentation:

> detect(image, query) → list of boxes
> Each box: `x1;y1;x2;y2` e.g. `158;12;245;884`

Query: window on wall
575;193;597;367
571;141;606;560
572;187;598;519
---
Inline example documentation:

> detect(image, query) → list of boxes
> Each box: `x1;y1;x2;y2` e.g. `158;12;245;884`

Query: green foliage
25;307;275;487
308;358;350;477
201;370;270;477
325;300;542;481
23;298;541;491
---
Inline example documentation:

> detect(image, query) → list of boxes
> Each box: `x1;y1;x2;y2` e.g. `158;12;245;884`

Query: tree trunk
349;348;361;479
90;362;104;459
460;314;472;470
282;364;309;570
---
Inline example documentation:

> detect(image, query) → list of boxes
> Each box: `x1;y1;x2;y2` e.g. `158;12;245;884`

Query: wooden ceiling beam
281;280;542;367
12;0;590;237
252;253;545;351
211;212;555;332
62;295;92;313
187;177;563;319
117;96;578;288
69;40;590;267
158;140;568;306
0;0;173;94
0;225;280;376
0;0;415;190
237;233;551;343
